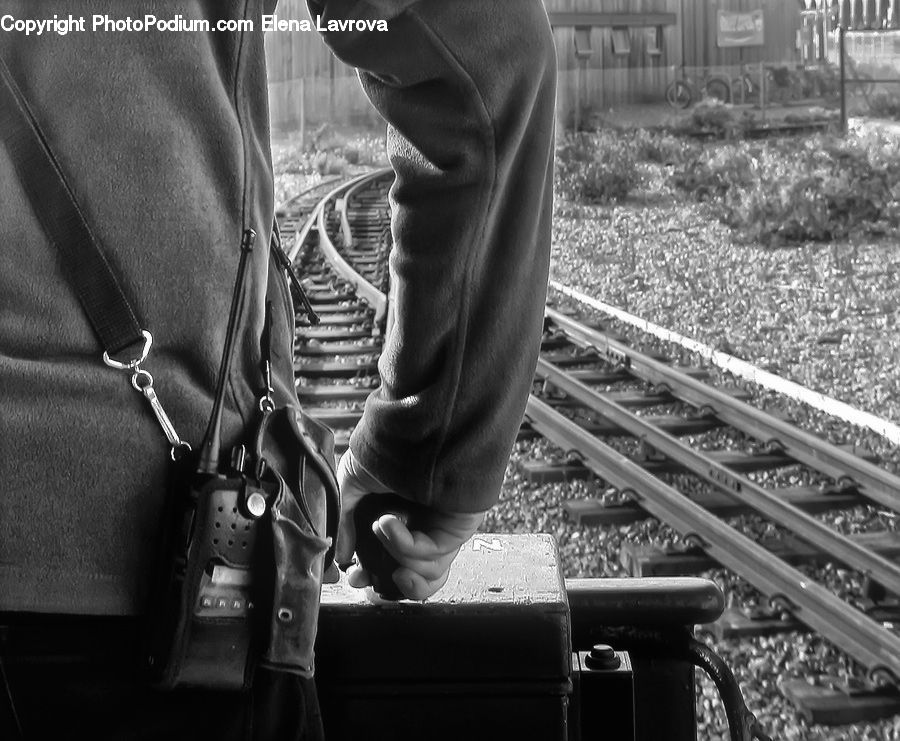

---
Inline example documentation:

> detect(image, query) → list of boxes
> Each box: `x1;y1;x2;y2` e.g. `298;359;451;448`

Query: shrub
562;104;606;133
868;93;900;121
671;147;756;201
686;100;745;139
631;129;694;165
342;134;389;167
343;146;360;165
555;132;639;204
314;151;349;176
673;135;900;245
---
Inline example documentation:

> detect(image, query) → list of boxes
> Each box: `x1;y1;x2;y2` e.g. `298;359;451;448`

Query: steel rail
316;170;392;323
545;307;900;510
342;171;391;249
285;202;321;264
277;174;344;212
536;357;900;596
525;394;900;679
277;175;350;263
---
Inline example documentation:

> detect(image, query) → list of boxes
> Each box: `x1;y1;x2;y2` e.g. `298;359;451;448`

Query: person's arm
311;0;557;597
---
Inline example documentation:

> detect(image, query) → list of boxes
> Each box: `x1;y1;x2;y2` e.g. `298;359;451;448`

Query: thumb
335;449;390;566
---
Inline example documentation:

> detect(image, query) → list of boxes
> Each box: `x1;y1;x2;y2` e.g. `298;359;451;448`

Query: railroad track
278;171;900;726
277;170;392;455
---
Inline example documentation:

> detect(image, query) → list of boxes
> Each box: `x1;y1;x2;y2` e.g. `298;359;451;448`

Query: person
0;0;556;738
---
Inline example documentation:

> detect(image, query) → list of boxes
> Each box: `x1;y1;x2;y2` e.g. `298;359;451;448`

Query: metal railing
834;27;900;131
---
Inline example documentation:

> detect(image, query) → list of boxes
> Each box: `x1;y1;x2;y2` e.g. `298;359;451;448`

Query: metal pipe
839;25;847;134
564;577;724;629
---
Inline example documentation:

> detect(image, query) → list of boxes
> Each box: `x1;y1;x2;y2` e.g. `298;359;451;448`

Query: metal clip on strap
102;331;191;459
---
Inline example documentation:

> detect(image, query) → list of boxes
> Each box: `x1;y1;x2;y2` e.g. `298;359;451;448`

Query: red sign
717;10;765;47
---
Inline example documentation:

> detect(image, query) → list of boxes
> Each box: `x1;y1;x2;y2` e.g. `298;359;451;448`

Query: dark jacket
0;0;556;615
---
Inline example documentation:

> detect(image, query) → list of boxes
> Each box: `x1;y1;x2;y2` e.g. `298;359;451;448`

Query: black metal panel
570;626;697;741
315;535;571;740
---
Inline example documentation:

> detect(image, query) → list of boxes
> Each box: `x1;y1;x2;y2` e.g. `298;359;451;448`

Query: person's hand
335;449;486;600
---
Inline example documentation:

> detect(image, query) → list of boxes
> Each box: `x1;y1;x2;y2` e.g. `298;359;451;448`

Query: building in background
264;1;899;132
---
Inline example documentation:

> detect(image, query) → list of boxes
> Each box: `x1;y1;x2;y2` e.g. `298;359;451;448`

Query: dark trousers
0;615;324;741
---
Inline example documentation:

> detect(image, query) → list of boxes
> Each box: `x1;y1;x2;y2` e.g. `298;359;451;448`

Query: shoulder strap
0;55;145;357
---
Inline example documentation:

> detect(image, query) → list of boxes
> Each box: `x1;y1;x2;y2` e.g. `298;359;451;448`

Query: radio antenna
197;229;256;475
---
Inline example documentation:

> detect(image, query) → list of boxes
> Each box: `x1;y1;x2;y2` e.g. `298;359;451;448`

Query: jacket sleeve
308;0;557;513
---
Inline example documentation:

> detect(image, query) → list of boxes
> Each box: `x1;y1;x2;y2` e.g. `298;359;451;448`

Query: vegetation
555;132;640;204
673;134;900;245
555;114;900;247
868;92;900;121
271;124;389;179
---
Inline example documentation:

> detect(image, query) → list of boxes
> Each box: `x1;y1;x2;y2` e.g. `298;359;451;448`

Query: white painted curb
549;281;900;447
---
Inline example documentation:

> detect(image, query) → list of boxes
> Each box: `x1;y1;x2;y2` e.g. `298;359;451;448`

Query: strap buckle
102;330;153;370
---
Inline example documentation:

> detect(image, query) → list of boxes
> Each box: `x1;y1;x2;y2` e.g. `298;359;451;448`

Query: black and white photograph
1;1;899;739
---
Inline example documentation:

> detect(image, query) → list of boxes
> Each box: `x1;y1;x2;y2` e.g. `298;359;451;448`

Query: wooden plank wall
544;0;802;113
265;0;331;79
265;1;809;130
265;0;380;130
550;0;680;111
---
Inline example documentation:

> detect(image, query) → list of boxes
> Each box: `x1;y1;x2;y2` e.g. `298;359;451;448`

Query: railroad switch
782;676;900;726
570;646;635;741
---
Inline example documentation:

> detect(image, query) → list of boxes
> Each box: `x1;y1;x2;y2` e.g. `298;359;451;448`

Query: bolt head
585;644;621;671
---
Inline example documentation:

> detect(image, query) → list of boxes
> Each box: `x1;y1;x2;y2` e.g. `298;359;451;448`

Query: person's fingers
371;518;453;579
374;511;483;559
322;561;341;585
346;564;372;589
334;458;487;600
335;510;358;566
368;514;481;582
391;564;452;601
335;453;359;565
